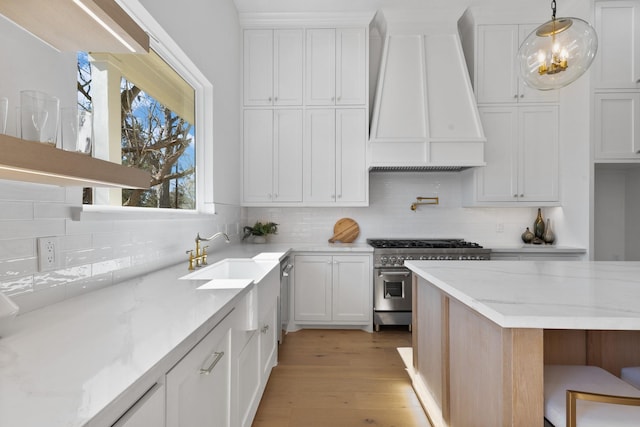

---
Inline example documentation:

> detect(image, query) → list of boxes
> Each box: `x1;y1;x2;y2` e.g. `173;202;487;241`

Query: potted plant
242;221;278;243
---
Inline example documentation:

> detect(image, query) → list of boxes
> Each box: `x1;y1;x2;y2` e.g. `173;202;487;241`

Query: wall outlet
37;237;59;272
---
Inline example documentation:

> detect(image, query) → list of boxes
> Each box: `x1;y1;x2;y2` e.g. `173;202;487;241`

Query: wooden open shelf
0;133;151;189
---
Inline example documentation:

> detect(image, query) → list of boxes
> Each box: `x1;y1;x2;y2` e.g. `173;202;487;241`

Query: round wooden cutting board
328;218;360;243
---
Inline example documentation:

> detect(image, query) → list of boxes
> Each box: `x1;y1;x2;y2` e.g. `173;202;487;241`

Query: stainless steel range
367;238;490;331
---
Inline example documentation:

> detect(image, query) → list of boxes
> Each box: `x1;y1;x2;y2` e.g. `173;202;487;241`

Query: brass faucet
186;232;231;270
410;196;439;211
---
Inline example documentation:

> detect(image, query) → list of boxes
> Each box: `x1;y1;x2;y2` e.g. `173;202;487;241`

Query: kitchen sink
179;258;278;283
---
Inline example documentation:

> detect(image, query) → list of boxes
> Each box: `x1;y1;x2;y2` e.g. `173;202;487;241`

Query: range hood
368;9;485;170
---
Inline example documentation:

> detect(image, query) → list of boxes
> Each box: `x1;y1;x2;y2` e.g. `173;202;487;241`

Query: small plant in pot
242;221;278;243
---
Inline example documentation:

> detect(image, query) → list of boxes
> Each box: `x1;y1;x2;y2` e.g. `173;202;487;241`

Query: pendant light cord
551;0;557;20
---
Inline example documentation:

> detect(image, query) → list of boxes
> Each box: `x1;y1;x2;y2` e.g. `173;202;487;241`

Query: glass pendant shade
517;16;598;90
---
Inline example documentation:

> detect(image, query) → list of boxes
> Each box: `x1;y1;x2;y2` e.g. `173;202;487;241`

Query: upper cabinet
593;1;640;161
303;108;368;205
240;13;371;207
462;105;559;206
475;24;558;104
243;29;304;106
305;28;367;106
593;1;640;89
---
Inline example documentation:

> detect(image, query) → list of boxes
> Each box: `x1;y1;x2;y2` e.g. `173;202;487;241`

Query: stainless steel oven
373;267;413;331
368;238;490;331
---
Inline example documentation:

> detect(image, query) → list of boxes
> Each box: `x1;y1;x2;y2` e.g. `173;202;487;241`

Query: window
77;49;196;209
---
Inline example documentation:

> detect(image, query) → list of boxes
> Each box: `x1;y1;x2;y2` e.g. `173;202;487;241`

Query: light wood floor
252;329;432;427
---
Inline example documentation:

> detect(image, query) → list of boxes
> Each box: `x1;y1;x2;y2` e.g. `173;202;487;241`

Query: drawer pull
200;351;224;375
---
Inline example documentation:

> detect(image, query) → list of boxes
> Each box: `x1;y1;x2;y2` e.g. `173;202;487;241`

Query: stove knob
381;256;389;265
420;255;428;260
460;255;467;260
437;255;446;260
390;256;397;264
397;256;405;265
429;256;437;260
405;255;414;261
446;255;454;260
468;255;476;260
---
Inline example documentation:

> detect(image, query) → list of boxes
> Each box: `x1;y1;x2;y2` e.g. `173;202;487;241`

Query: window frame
81;0;216;218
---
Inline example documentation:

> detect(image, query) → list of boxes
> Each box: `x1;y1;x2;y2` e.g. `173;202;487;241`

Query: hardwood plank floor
253;329;432;427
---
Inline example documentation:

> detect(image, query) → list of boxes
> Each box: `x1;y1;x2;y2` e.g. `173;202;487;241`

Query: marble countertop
489;245;587;253
0;240;373;427
406;260;640;330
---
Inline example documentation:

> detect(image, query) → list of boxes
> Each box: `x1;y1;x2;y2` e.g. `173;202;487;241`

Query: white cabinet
593;1;640;89
475;24;558;104
243;29;303;106
112;384;165;427
594;92;640;159
243;109;303;204
166;313;232;427
305;28;366;106
237;329;261;427
235;268;280;427
293;254;371;325
463;105;559;205
303;108;367;205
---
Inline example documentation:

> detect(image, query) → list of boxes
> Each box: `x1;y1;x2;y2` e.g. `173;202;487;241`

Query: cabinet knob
274;96;278;101
268;97;272;102
513;94;518;99
520;94;524;98
274;193;278;198
636;79;640;83
520;194;524;197
513;194;518;198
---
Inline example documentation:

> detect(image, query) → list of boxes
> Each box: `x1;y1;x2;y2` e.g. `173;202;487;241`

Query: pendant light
517;0;598;91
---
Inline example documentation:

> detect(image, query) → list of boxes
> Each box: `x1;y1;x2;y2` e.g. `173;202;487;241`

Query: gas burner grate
367;239;484;249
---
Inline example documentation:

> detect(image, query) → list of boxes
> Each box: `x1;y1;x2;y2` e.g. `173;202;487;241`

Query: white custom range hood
369;9;485;170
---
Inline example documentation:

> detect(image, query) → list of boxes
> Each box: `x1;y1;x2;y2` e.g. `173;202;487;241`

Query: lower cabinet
166;311;233;427
594;92;640;160
293;254;371;327
111;266;281;427
112;383;165;427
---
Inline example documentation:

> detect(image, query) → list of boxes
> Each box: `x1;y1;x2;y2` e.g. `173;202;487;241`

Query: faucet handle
202;246;209;265
186;250;195;270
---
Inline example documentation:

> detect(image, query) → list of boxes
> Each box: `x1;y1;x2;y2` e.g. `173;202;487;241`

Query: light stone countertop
406;260;640;330
0;241;372;427
489;245;587;253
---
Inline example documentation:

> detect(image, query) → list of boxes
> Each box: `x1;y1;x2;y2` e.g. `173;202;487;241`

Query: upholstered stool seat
621;366;640;390
544;365;640;427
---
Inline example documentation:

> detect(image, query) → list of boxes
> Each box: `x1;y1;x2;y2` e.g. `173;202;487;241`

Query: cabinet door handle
200;351;224;375
261;324;270;334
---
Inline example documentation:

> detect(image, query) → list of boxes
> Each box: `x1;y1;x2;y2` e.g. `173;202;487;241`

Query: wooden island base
412;275;640;427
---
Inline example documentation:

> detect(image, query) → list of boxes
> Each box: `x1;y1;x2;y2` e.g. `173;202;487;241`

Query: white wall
594;165;640;261
0;0;243;313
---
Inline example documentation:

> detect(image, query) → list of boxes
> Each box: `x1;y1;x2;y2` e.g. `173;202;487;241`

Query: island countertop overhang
405;260;640;330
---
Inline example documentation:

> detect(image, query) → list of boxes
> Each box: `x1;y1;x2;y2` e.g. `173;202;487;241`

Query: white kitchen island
405;260;640;427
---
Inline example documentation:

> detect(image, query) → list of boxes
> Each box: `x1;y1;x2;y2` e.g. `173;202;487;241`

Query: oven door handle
378;271;411;278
